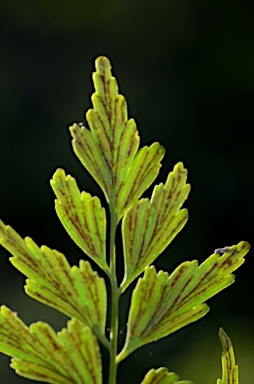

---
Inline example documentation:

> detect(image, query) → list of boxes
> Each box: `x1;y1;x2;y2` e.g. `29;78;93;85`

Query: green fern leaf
0;306;101;384
117;241;249;361
0;220;108;346
140;367;192;384
50;168;108;272
217;328;238;384
121;162;190;292
70;56;165;220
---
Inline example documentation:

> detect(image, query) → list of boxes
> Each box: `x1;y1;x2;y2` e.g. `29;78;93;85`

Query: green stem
93;328;110;350
108;199;119;384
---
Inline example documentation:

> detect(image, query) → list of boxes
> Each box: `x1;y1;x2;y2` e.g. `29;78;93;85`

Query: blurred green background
0;0;253;383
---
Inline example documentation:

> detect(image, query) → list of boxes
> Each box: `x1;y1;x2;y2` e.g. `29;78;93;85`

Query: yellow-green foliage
0;57;249;384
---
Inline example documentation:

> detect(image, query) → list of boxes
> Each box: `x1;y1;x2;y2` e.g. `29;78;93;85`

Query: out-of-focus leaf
0;306;101;384
50;168;108;272
217;328;239;384
140;367;192;384
121;162;190;292
117;242;249;362
70;56;165;220
0;220;108;346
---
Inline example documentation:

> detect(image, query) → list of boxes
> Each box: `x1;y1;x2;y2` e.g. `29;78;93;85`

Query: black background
0;1;253;383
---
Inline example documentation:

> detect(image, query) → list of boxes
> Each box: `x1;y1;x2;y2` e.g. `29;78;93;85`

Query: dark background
0;1;253;383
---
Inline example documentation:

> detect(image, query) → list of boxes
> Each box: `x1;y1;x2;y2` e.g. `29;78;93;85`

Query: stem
108;198;119;384
93;328;110;350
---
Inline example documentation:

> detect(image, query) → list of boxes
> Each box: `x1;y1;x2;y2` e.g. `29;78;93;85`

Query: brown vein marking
39;263;97;322
73;129;110;195
69;215;95;255
100;76;110;115
137;204;153;260
39;256;65;293
166;264;187;291
89;111;112;162
142;278;168;329
168;187;184;213
14;369;68;383
174;273;230;316
91;198;104;254
132;153;154;191
141;280;169;331
67;332;85;382
176;265;222;304
225;352;232;382
119;96;126;124
139;266;191;335
130;276;157;335
54;251;74;289
173;168;183;191
127;204;141;267
144;304;206;340
36;326;62;355
83;338;99;384
66;270;96;322
106;79;113;119
25;328;61;365
135;160;162;196
124;207;133;259
33;289;92;328
64;326;87;380
93;98;111;132
5;235;53;287
138;211;187;270
130;204;147;272
126;123;138;158
61;180;97;256
105;77;111;111
0;324;19;345
100;74;107;104
126;206;135;261
125;148;147;195
0;330;22;350
176;167;184;187
1;311;33;347
138;198;162;259
96;129;112;171
184;279;226;311
2;226;104;339
210;252;238;278
115;126;126;186
194;257;220;285
164;273;194;316
151;185;164;221
164;187;182;218
218;250;239;272
82;266;102;323
26;249;103;327
175;260;215;305
10;246;41;278
33;327;73;380
118;151;161;213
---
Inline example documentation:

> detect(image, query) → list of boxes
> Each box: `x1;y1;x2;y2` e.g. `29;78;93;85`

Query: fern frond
117;241;249;361
0;220;108;347
0;306;101;384
217;328;238;384
121;162;190;292
50;168;108;272
70;56;165;220
140;367;192;384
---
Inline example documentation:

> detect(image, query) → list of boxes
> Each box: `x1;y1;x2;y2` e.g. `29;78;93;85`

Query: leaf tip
219;327;232;351
95;56;112;76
